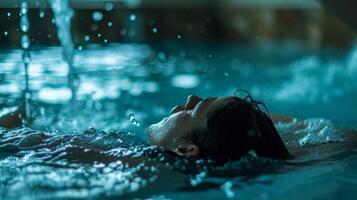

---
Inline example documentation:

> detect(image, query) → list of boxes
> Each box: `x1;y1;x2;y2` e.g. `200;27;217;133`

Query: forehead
207;96;238;108
193;96;238;116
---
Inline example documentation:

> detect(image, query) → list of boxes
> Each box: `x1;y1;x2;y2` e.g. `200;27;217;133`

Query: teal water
0;42;357;199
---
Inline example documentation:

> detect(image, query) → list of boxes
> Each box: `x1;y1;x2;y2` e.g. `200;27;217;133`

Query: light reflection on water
1;42;357;199
1;43;357;132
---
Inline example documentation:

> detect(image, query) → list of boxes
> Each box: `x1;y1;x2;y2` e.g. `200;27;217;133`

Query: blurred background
1;0;357;135
0;0;356;48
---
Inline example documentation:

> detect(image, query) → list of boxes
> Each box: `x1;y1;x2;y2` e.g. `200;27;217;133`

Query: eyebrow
193;97;218;113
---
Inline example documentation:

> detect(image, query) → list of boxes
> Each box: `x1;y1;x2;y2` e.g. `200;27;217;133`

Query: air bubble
152;28;158;34
107;21;113;27
4;31;8;36
84;35;90;41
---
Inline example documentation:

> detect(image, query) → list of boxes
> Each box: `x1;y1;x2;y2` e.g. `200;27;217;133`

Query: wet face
147;95;232;155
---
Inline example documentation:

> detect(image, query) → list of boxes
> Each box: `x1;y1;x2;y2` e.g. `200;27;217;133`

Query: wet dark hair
190;91;290;164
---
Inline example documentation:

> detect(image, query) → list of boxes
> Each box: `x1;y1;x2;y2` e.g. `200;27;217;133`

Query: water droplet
221;181;234;198
129;114;135;121
39;10;45;18
127;131;135;136
94;101;102;110
107;21;113;27
91;24;98;31
190;171;207;186
105;3;114;11
21;35;30;49
84;35;90;41
152;28;158;34
128;30;135;37
128;113;140;127
157;52;166;61
20;15;30;32
129;14;136;21
247;149;257;157
22;51;31;64
120;28;127;35
92;11;103;22
25;92;31;99
40;107;45;115
20;1;28;15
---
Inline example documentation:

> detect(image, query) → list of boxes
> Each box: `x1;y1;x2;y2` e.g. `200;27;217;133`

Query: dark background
0;0;356;49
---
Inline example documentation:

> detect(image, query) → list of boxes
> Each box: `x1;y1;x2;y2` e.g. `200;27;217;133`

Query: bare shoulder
0;107;26;129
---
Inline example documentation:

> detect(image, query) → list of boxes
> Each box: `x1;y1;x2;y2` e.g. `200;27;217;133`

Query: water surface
1;42;357;199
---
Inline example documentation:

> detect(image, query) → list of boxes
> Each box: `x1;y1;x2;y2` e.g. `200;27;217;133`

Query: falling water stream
20;0;31;126
19;0;77;125
48;0;77;111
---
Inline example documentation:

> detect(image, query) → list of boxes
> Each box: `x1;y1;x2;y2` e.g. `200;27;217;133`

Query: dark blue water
0;42;357;199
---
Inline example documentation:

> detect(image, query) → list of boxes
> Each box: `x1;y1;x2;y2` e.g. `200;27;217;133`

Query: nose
185;95;203;110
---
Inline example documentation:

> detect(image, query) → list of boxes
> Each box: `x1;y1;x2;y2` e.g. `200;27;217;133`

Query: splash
297;119;345;146
0;128;158;199
275;118;346;146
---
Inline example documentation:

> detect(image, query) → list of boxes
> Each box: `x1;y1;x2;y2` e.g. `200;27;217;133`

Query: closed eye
191;97;217;115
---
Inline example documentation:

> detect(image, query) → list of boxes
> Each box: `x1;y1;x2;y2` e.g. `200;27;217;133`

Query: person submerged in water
147;94;290;164
0;91;291;164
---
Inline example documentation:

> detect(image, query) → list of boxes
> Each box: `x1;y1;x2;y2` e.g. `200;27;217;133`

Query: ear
175;144;200;157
